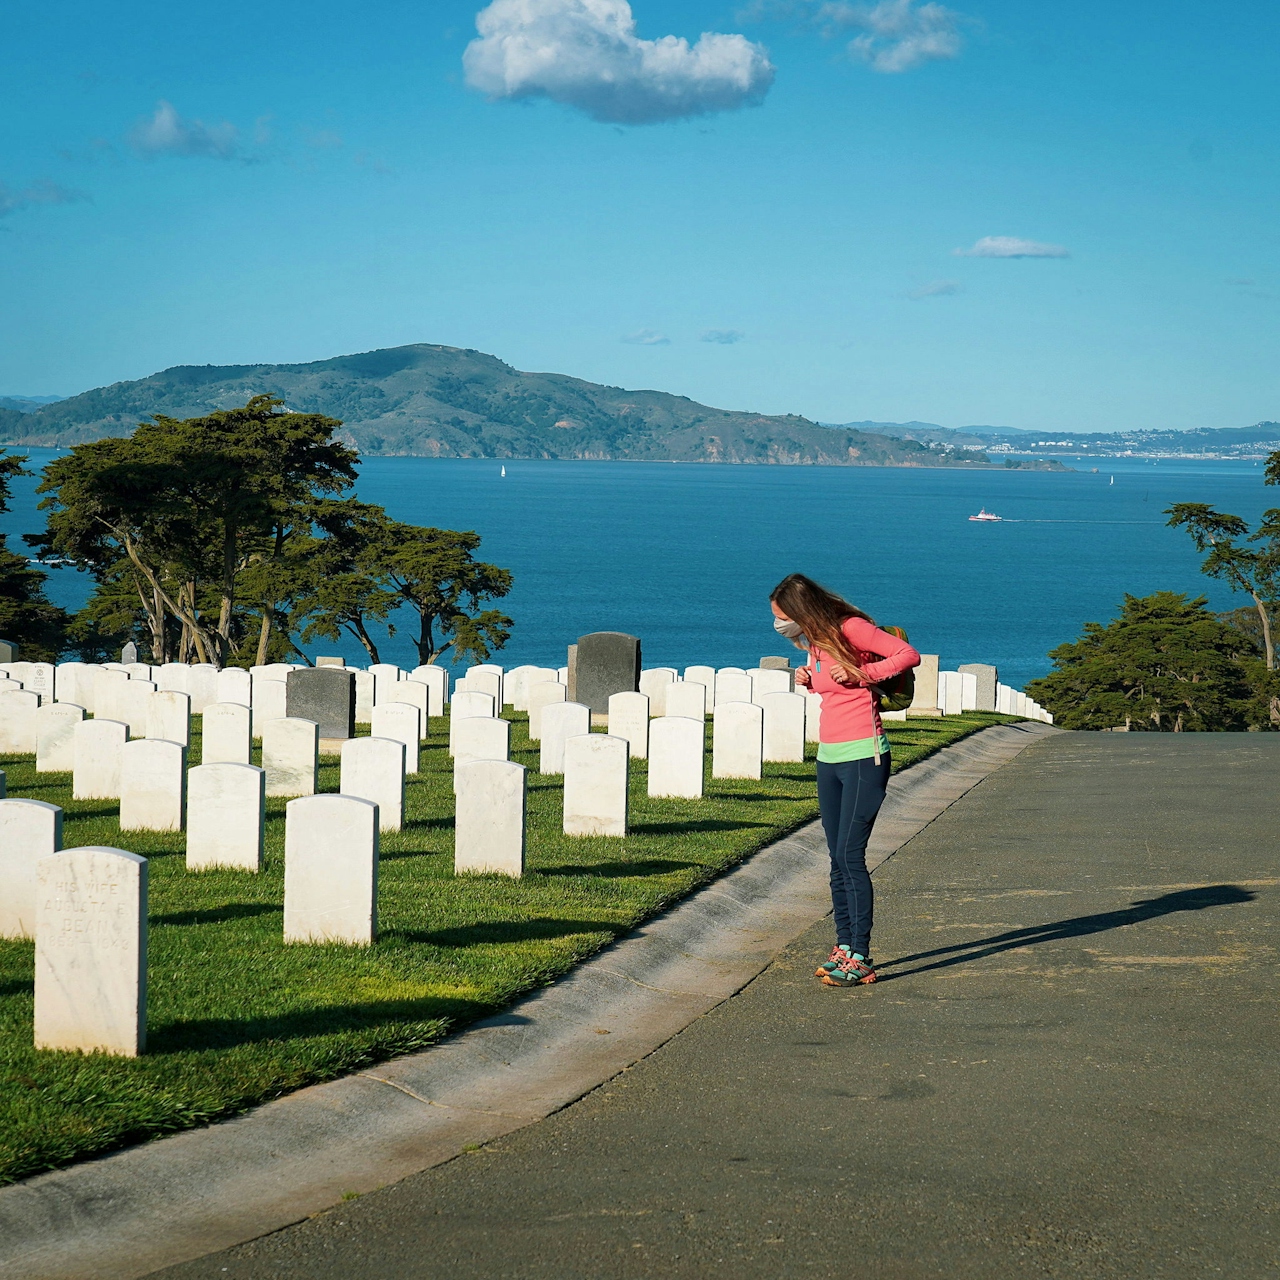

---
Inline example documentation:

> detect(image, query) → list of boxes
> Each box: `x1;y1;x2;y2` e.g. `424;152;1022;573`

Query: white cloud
908;279;960;299
622;328;671;344
954;235;1070;259
817;0;962;72
0;179;87;217
129;101;239;158
700;328;746;343
464;0;775;125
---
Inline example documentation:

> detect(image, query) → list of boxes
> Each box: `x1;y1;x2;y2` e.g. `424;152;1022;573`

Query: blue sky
2;0;1278;432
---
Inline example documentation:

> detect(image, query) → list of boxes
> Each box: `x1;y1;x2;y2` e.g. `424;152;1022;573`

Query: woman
770;573;920;987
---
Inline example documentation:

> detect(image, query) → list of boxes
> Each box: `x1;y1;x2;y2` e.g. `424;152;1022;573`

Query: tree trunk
282;635;314;665
217;521;237;666
415;609;436;666
153;582;168;663
254;608;272;667
1253;594;1275;670
346;618;381;665
132;572;166;664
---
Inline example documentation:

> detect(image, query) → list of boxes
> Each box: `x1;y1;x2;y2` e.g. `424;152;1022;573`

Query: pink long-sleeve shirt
804;616;921;743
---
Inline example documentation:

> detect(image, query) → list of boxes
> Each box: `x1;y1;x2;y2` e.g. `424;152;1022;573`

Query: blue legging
816;755;891;957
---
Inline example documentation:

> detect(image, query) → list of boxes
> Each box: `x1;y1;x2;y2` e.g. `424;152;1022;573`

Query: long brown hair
770;573;874;681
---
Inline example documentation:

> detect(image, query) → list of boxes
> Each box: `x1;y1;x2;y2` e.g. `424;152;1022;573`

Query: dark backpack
874;625;916;712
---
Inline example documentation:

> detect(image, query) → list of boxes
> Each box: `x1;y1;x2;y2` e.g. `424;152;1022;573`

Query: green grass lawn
0;709;1016;1184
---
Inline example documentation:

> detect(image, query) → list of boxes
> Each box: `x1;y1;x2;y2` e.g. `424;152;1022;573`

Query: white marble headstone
563;733;628;837
712;700;763;780
250;679;288;737
540;701;590;775
638;668;676;716
216;667;252;708
749;668;792;702
525;681;566;741
607;691;650;759
186;665;219;714
146;690;190;747
714;673;754;709
0;798;62;938
35;702;85;773
388;679;429;727
683;666;716;703
448;690;497;755
73;718;128;800
455;759;525;877
0;688;39;752
340;736;406;832
34;847;147;1056
451;715;510;792
665;681;706;721
760;690;806;763
120;738;186;832
116;679;156;738
283;794;378;945
201;701;251;765
353;670;375;724
648;716;705;799
370;702;421;775
55;662;90;710
261;717;319;797
410;665;449;716
368;663;402;706
186;762;265;872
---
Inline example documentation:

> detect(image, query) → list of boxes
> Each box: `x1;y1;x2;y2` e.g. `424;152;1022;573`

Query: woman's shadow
876;885;1255;982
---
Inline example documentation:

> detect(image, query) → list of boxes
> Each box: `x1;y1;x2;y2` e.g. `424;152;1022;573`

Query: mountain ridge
0;344;1001;469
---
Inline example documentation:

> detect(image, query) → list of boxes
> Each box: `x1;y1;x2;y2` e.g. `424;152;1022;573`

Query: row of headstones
905;659;1053;723
0;659;451;725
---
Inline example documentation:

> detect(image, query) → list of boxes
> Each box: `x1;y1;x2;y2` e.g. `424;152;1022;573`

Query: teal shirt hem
816;735;890;763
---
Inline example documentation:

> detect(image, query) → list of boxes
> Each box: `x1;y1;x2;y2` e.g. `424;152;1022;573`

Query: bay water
5;450;1273;690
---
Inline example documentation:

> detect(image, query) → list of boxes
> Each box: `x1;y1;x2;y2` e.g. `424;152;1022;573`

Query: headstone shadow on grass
150;902;279;928
148;994;495;1054
539;858;703;878
632;817;774;835
389;916;625;950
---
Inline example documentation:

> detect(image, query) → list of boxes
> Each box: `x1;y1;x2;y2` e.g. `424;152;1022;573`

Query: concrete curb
0;722;1059;1280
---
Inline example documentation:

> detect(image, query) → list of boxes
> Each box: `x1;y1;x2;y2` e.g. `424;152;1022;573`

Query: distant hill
0;344;1000;468
0;395;63;413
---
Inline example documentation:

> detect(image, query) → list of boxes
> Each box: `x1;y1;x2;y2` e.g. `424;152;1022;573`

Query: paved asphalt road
155;734;1279;1279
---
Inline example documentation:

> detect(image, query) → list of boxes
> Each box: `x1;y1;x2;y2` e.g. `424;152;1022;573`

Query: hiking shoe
821;953;876;986
815;944;851;977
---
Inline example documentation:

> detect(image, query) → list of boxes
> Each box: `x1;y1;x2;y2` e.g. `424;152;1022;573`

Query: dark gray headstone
0;639;17;664
120;641;139;665
574;632;641;715
286;668;355;740
759;656;792;671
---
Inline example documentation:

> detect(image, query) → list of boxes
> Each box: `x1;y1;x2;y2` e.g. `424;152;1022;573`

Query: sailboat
501;465;506;477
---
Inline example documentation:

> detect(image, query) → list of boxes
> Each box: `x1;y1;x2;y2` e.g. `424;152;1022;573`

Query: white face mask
773;615;804;640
